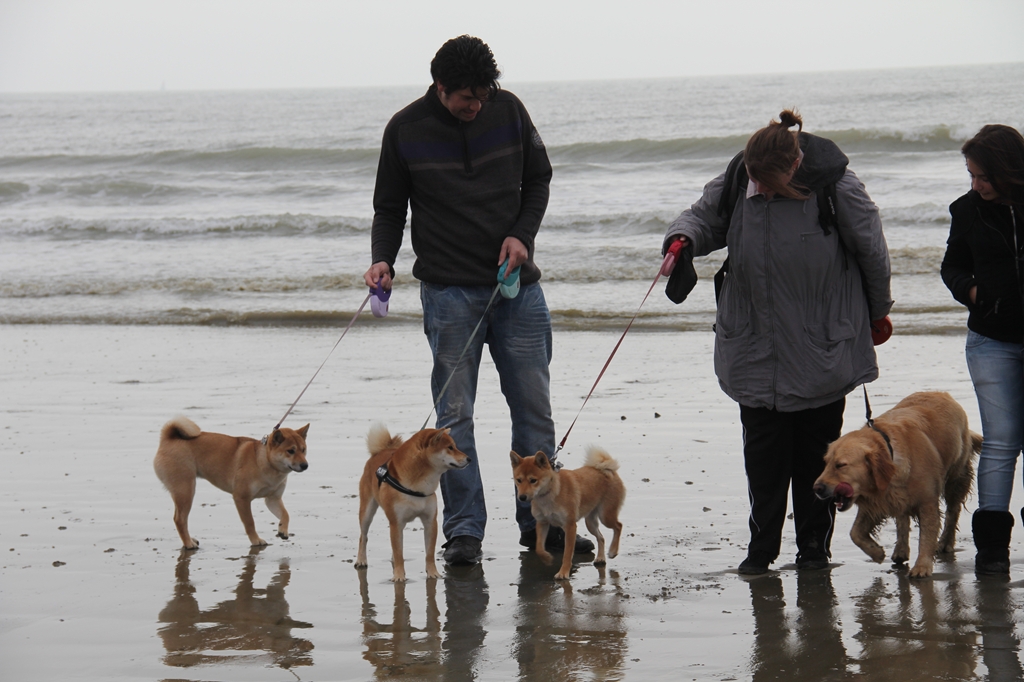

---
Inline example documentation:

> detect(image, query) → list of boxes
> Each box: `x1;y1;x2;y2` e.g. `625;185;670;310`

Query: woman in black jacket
941;124;1024;575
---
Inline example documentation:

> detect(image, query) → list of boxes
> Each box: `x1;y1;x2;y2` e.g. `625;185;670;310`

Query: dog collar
376;465;427;498
863;386;894;459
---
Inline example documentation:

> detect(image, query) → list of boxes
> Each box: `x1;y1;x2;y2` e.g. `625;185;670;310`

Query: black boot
973;510;1014;575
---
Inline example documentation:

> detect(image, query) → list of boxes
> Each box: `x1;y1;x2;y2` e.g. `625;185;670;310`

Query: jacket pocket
714;277;751;340
798;319;857;396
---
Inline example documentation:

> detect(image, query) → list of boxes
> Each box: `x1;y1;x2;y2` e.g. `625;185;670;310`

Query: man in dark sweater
363;35;592;565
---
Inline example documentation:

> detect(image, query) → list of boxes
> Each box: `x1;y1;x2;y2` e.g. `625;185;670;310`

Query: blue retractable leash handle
370;282;390;317
497;261;520;299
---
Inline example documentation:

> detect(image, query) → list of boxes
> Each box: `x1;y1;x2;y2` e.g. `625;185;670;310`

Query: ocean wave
0;304;969;335
0;214;371;238
0;146;381;172
547;125;971;165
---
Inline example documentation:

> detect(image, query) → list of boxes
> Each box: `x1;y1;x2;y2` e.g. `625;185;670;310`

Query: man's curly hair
430;35;501;98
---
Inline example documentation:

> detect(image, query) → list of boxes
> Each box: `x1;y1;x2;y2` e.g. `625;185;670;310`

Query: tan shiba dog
153;417;310;549
511;447;626;580
356;425;470;582
813;391;980;578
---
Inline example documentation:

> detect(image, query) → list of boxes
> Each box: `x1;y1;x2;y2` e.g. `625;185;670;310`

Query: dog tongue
834;482;854;498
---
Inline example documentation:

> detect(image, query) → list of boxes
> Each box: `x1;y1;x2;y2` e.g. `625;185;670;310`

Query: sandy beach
2;323;1023;681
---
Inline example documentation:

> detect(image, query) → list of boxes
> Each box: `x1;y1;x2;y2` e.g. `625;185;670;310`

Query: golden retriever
813;391;980;578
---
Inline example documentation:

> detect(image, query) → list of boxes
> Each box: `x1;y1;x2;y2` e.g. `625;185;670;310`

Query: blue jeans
421;281;555;541
965;329;1024;511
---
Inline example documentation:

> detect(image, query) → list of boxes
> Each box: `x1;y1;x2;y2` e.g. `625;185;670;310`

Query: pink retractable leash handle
661;239;684;276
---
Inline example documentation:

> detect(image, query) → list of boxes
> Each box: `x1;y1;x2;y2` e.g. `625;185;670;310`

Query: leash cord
420;284;502;431
555;258;667;455
274;291;372;430
862;385;894;459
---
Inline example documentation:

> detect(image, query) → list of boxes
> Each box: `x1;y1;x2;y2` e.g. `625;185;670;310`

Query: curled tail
584;445;620;474
160;416;201;443
367;423;404;456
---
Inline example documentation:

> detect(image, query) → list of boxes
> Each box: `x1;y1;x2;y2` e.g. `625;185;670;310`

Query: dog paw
183;540;199;550
866;547;885;563
426;569;442;580
908;563;933;578
391;573;407;583
537;550;554;564
251;538;268;547
554;570;571;580
276;532;290;540
594;558;607;567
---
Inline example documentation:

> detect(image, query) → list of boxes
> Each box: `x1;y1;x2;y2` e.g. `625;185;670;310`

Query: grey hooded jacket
664;134;893;411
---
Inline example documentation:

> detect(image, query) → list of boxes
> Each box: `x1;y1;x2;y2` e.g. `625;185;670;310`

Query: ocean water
2;62;1023;333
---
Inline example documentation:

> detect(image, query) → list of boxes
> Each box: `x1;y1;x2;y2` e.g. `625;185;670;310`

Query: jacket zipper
763;198;778;406
976;204;1020;323
460;123;472;174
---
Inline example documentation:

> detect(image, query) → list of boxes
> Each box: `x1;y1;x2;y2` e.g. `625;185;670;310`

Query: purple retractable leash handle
370;283;390;317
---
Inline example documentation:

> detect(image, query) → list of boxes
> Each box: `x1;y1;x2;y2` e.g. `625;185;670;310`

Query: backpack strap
713;151;747;305
815;183;839;235
717;151;747;226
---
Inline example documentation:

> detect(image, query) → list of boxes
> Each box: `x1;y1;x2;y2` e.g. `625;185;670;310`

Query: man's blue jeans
421;281;555;542
965;329;1024;511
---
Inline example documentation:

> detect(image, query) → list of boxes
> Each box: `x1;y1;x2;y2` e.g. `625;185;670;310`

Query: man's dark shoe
519;527;595;553
738;551;772;575
442;536;482;565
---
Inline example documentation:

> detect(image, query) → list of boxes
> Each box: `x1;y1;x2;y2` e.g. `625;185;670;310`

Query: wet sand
2;324;1023;681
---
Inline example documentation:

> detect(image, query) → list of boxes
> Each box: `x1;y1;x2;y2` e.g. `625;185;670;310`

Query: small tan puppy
154;417;309;549
813;391;979;578
356;425;469;582
511;447;626;580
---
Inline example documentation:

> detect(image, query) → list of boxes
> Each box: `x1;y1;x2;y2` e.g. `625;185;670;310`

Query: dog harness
863;386;894;459
376;465;427;498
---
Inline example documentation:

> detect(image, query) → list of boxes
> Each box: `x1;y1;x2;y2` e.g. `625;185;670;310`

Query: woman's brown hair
962;124;1024;206
744;109;806;199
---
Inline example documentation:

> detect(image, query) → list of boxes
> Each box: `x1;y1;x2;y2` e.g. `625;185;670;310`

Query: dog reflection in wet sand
157;549;313;669
813;391;979;578
511;447;625;580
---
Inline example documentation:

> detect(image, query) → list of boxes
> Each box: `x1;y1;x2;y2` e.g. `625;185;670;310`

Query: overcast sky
1;0;1022;93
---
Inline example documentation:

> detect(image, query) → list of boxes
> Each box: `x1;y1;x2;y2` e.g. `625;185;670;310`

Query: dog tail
367;423;403;456
970;431;983;456
583;445;620;474
160;416;201;442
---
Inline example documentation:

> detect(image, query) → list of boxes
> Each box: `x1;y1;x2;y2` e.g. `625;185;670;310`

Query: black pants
739;397;845;562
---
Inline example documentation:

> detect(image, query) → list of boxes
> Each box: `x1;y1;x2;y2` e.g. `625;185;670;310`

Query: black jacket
941;190;1024;343
370;86;552;287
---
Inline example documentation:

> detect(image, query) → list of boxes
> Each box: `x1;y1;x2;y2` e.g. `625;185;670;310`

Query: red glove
870;316;892;345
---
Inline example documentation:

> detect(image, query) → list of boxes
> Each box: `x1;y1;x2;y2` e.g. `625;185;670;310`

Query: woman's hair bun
777;109;803;131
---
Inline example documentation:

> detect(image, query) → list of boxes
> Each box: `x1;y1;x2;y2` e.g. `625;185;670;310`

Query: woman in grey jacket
664;110;893;575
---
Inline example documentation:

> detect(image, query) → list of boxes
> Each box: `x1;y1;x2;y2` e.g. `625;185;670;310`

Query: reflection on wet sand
745;560;1024;680
358;564;488;680
855;570;976;679
513;552;627;681
358;569;442;678
977;577;1024;682
747;570;848;680
157;547;313;670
